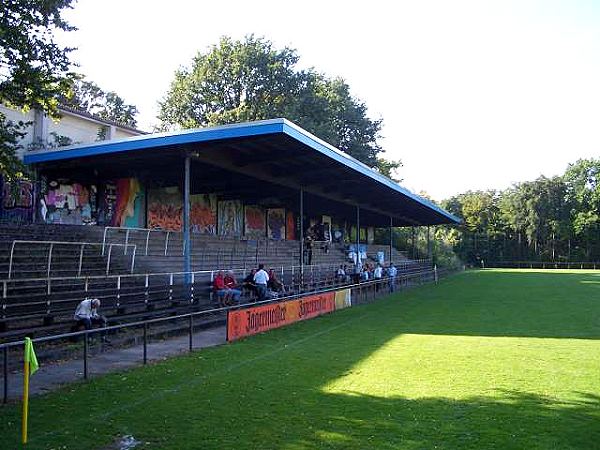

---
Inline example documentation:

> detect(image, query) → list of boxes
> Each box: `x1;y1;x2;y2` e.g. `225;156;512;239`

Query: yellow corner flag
24;337;39;376
22;337;39;444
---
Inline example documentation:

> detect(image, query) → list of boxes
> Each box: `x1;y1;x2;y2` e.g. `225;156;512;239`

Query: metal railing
485;260;600;270
0;266;452;404
0;260;434;326
7;240;137;279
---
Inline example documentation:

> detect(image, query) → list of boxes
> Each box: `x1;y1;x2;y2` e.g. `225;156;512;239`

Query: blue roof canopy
25;118;460;226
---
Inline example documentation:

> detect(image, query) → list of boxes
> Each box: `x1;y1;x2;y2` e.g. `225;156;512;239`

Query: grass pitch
1;269;600;449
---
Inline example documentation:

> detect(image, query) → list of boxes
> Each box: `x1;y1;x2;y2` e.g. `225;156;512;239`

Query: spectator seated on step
73;298;109;342
242;269;257;297
213;271;242;305
267;268;284;294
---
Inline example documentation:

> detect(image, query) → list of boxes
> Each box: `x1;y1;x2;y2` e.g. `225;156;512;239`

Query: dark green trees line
437;158;600;264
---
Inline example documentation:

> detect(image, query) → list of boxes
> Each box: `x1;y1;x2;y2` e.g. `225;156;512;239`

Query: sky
58;0;600;201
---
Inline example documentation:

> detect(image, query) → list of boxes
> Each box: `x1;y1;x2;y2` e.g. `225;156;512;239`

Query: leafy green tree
0;0;76;179
564;159;600;259
159;35;399;179
61;75;139;127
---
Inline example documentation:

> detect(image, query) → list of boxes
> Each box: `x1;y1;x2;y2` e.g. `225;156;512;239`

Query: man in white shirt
253;264;269;301
388;263;398;292
74;298;107;330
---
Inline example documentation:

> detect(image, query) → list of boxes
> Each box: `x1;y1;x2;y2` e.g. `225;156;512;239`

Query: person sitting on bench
213;271;241;305
74;298;109;342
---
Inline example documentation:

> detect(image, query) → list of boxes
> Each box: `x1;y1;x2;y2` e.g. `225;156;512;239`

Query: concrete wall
0;105;35;159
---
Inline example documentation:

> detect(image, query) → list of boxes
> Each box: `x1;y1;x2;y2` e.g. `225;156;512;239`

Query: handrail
0;268;440;349
7;240;136;279
0;261;356;285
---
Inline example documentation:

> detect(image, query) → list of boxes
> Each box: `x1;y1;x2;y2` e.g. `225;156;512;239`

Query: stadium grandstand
0;118;459;345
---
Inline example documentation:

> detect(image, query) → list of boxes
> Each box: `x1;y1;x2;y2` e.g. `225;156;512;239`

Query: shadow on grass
260;388;600;450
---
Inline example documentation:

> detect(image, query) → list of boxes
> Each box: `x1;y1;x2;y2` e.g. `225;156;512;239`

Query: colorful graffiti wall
286;211;295;241
148;187;182;231
111;178;143;227
218;200;243;236
0;177;35;224
42;179;97;225
190;194;217;234
244;205;266;238
267;208;286;240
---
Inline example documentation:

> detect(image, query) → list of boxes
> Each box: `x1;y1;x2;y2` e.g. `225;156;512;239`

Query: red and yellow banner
227;291;336;341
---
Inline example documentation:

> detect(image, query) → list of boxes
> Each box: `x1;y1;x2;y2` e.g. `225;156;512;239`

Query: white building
1;104;145;159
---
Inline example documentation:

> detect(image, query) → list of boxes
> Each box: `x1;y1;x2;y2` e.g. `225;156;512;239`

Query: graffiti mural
190;194;217;234
148;187;182;231
112;178;142;227
218;200;243;236
244;205;266;238
267;208;286;240
286;211;295;241
0;177;35;224
43;180;96;225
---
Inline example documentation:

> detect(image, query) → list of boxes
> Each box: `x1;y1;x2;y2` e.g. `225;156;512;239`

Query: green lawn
1;269;600;449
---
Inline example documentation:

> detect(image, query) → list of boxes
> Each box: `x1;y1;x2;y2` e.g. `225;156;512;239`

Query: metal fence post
143;323;148;365
3;346;8;404
83;333;89;380
124;229;130;255
106;244;113;275
47;243;54;278
145;230;151;256
189;314;193;352
78;243;85;277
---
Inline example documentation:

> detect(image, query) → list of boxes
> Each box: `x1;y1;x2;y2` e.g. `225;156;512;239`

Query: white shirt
374;267;383;279
388;266;398;277
74;299;99;320
253;269;269;285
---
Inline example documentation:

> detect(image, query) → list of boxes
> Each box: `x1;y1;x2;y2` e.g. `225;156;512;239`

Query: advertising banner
227;291;335;341
334;289;352;310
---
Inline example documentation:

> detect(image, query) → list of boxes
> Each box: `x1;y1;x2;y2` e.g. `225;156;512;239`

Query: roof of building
58;105;147;135
24;118;460;226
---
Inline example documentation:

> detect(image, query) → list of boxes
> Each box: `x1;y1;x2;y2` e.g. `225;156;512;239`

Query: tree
159;35;400;179
60;75;139;127
0;0;76;179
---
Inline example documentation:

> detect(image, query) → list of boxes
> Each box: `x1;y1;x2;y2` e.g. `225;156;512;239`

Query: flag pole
22;352;30;444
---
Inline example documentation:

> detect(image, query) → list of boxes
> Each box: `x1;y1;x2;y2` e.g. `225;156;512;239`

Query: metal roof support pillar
389;216;393;264
299;188;304;275
183;154;192;283
356;205;360;270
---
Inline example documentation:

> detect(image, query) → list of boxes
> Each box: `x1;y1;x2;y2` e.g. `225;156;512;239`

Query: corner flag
24;337;39;376
22;337;39;444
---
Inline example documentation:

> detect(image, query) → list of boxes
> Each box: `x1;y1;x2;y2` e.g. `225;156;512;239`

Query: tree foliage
60;75;139;127
0;0;76;179
438;159;600;263
159;36;400;179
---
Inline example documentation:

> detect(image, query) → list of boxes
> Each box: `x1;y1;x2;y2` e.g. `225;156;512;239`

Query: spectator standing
388;263;398;292
254;264;269;301
374;263;383;292
336;265;346;283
